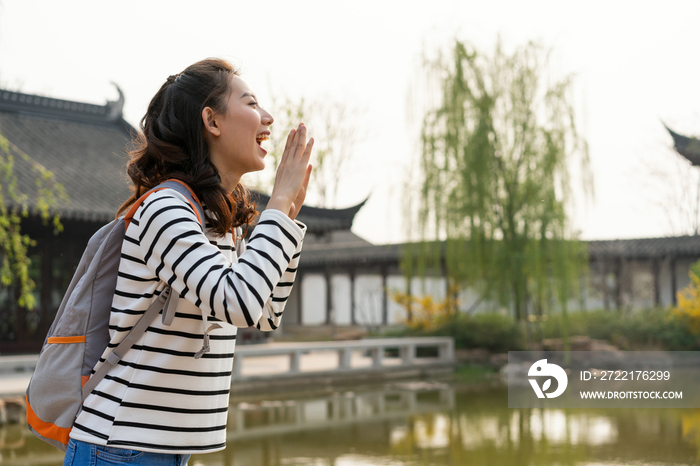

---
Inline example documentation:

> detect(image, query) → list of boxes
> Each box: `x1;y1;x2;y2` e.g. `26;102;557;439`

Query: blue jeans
63;439;190;466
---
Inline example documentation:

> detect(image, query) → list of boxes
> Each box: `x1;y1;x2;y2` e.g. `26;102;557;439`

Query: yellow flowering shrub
391;284;460;330
674;264;700;335
681;410;700;459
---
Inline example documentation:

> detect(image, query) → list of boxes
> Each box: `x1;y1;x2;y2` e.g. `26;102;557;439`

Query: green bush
539;309;698;351
386;312;524;352
385;308;699;352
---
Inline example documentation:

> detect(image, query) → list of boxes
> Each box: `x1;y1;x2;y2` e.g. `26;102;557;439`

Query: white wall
583;264;605;310
630;260;654;310
332;275;352;325
386;275;408;324
457;286;495;313
301;274;326;325
354;274;383;325
410;276;446;301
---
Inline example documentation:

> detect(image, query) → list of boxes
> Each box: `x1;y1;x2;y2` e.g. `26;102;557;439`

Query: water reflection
226;382;454;443
2;383;700;465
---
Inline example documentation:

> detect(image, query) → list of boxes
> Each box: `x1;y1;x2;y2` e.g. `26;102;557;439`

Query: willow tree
408;39;591;322
0;133;66;309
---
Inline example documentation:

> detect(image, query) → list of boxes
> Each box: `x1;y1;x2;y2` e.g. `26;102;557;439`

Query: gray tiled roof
301;242;405;267
298;235;700;269
587;236;700;259
0;89;134;222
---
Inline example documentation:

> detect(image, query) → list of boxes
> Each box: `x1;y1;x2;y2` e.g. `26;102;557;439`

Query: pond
2;378;700;465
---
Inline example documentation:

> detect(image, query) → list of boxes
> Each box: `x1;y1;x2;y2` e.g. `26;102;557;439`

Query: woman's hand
287;164;312;220
267;123;314;219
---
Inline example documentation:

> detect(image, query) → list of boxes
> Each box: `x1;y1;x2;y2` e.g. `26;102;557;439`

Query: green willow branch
407;39;592;323
0;133;68;309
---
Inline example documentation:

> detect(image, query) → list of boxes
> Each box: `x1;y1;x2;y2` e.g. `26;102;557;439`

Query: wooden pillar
600;258;609;311
615;258;624;310
350;269;356;325
671;257;678;306
652;258;661;307
296;272;303;325
406;273;413;322
381;266;388;325
325;269;333;325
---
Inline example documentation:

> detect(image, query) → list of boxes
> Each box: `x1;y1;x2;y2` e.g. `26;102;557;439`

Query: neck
218;171;240;192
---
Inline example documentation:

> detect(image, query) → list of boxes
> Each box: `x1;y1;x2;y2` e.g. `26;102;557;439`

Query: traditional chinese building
2;88;700;354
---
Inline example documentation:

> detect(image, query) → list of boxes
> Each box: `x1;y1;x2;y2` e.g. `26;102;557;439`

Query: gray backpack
26;179;205;451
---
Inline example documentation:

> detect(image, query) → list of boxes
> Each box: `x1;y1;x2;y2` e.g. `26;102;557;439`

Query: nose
260;108;273;126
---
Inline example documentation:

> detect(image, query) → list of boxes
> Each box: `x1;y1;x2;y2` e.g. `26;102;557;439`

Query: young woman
62;58;313;465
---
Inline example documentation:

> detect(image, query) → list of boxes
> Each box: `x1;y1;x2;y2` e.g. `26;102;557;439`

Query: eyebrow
240;92;257;100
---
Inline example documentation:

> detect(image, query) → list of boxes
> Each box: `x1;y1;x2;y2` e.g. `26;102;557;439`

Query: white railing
232;337;455;380
0;338;455;398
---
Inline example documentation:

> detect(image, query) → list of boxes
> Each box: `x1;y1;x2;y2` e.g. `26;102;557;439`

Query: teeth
256;134;269;142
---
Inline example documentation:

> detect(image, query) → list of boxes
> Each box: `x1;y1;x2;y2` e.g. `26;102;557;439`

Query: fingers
302;164;312;189
285;128;296;151
274;123;313;200
302;138;314;164
292;124;307;161
294;166;311;205
286;164;312;220
284;123;309;162
280;128;296;166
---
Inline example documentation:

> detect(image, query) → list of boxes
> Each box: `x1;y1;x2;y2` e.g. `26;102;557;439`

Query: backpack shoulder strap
123;179;205;231
155;179;205;229
81;287;173;400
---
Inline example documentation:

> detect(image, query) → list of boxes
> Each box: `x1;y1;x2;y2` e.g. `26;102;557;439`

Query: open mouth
256;134;269;147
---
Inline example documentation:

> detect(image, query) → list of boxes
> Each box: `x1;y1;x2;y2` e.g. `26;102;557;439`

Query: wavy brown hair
117;58;257;236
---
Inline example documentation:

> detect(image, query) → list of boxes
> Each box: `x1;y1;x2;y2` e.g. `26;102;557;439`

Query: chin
250;163;265;173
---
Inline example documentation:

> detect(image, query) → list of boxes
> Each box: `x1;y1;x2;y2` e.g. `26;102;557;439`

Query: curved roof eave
664;123;700;166
251;192;370;231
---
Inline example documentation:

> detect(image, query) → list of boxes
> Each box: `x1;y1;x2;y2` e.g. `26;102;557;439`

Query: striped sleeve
135;190;305;328
238;220;305;331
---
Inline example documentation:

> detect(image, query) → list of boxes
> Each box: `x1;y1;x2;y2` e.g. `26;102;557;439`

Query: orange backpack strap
124;179;204;231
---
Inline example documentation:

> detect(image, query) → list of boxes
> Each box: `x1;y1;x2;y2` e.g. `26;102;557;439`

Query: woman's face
206;75;273;188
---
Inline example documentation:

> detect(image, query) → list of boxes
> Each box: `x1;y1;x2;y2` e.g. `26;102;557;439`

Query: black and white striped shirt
70;189;305;454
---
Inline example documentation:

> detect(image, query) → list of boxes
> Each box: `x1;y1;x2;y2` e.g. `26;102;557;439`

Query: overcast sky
1;0;700;244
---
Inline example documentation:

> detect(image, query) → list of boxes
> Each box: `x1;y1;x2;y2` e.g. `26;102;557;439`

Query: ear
202;107;221;137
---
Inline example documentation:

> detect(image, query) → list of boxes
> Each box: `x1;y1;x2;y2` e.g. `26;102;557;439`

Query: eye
248;100;259;108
